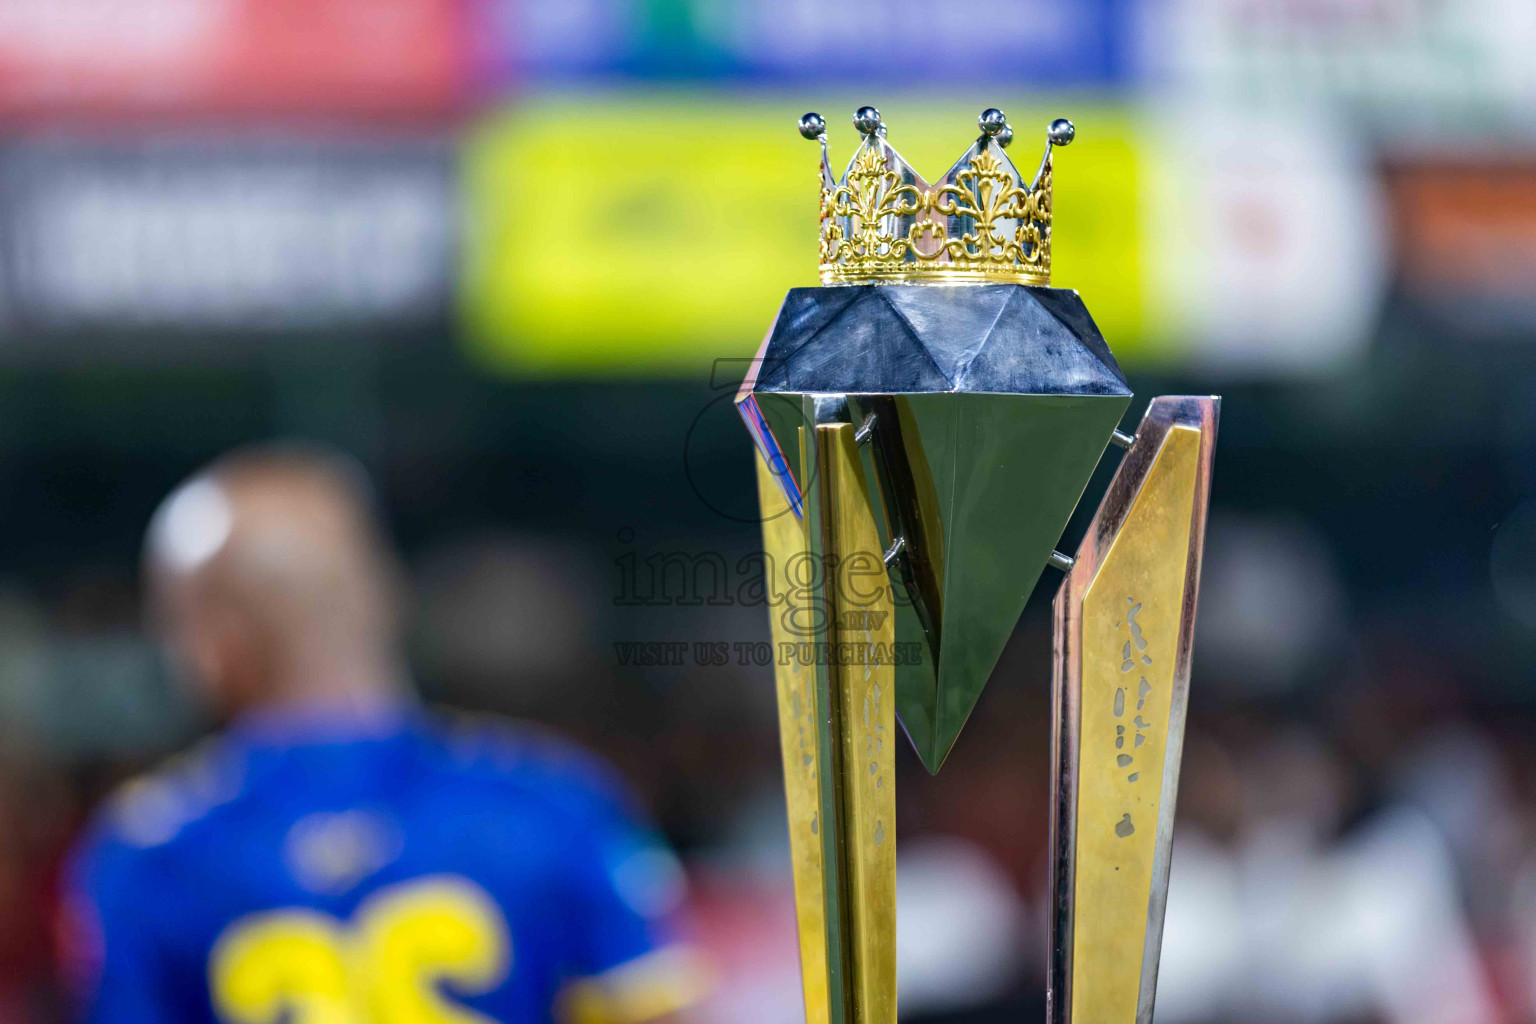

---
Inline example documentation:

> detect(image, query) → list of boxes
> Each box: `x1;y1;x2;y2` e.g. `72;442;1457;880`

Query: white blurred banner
0;137;456;349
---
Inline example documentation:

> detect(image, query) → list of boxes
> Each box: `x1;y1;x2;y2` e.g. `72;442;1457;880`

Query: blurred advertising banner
1145;0;1536;125
0;0;465;121
1141;104;1387;376
0;138;456;346
474;0;1133;86
459;94;1384;377
459;96;1149;375
1385;160;1536;334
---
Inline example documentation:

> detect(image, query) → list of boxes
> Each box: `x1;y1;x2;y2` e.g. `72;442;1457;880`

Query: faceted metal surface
755;427;899;1024
748;285;1129;396
1048;396;1219;1024
738;284;1131;773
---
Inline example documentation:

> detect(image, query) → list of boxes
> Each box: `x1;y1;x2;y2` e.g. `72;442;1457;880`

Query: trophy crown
801;106;1073;287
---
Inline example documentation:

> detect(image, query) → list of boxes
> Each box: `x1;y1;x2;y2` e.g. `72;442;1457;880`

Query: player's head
143;443;405;722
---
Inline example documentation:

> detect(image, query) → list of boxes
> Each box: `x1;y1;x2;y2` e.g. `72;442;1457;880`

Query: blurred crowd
2;0;1536;1021
10;544;1536;1024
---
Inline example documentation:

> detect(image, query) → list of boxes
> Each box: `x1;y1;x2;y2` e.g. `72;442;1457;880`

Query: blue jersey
63;710;700;1024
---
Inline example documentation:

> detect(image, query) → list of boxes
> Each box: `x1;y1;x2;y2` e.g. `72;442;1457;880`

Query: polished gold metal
755;451;831;1024
1072;427;1197;1022
754;422;897;1024
1049;397;1219;1024
819;423;898;1024
817;138;1055;287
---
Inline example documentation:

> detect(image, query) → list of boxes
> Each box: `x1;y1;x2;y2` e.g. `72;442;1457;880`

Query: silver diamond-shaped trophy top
739;283;1130;773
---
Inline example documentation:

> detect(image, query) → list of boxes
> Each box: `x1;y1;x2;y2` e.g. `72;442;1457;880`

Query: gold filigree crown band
799;107;1075;287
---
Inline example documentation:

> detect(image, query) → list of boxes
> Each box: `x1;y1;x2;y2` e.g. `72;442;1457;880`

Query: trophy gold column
736;106;1218;1024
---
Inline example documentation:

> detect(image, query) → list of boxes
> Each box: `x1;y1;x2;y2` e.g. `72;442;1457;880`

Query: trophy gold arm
1048;396;1219;1024
753;415;897;1024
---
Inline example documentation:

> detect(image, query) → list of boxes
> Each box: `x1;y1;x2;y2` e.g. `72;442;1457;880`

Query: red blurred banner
0;0;466;122
1384;159;1536;336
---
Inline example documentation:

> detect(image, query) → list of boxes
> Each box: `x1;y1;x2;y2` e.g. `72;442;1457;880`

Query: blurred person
60;444;703;1024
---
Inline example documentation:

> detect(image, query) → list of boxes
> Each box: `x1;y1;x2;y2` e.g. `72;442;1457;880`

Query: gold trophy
735;105;1218;1024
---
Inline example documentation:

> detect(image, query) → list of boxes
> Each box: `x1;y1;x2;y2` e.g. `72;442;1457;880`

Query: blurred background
0;0;1535;1021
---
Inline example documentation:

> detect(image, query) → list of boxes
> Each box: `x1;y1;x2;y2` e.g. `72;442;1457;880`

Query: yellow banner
459;93;1149;375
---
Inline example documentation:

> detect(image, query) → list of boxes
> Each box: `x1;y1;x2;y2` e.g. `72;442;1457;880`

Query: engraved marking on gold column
1070;426;1200;1024
755;450;830;1024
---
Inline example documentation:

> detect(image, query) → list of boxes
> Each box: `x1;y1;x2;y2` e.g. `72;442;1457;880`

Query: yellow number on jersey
209;911;356;1024
210;875;510;1024
356;878;509;1024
